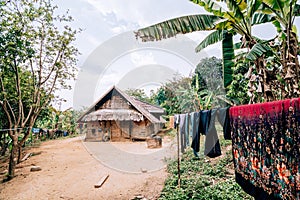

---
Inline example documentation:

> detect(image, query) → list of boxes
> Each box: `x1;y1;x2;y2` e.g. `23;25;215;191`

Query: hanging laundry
217;107;231;140
199;110;211;134
191;112;201;157
179;114;187;153
204;108;222;158
189;112;194;137
230;98;300;199
185;113;190;146
174;114;179;129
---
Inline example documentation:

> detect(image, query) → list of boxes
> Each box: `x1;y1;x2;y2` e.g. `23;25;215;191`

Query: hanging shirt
230;98;300;199
204;108;222;158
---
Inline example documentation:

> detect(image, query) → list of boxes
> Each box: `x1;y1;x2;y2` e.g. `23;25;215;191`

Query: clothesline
172;106;231;189
173;106;231;158
0;127;30;132
171;97;299;199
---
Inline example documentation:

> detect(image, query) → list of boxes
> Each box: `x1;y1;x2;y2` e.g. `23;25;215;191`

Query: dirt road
0;136;176;200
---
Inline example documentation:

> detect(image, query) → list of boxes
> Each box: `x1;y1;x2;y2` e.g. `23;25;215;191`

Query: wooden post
94;174;109;188
176;125;181;188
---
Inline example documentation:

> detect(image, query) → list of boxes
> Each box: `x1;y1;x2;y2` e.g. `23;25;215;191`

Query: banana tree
135;0;298;103
259;0;300;99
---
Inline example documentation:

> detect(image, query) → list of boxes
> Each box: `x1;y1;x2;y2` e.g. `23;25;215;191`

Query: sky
52;0;300;110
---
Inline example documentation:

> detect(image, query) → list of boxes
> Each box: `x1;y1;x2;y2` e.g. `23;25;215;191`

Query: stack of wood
146;135;162;149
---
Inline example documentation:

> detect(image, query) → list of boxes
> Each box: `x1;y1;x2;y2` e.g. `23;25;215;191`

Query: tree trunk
7;139;18;180
17;144;22;164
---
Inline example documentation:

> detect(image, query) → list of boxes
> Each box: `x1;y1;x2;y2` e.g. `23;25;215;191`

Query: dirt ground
0;136;175;200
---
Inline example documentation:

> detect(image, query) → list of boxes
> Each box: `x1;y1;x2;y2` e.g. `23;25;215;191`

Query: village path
84;137;177;173
0;135;177;200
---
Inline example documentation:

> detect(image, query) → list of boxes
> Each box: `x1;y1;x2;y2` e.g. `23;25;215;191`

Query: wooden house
77;86;165;142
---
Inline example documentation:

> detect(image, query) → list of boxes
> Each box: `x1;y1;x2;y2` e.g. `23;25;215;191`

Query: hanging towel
185;113;190;146
179;114;186;153
217;107;231;140
189;113;194;137
199;110;211;135
230;98;300;199
191;112;201;157
204;108;222;158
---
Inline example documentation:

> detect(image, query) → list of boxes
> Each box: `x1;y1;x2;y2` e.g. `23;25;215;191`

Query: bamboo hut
77;86;165;142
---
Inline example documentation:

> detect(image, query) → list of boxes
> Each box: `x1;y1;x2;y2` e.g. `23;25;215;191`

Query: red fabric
229;98;300;118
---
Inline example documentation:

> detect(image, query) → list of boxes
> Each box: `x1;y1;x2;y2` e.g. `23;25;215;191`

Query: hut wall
85;121;102;141
100;94;130;109
85;121;111;142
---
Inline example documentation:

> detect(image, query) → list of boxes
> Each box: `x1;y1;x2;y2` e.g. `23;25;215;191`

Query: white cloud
130;51;156;67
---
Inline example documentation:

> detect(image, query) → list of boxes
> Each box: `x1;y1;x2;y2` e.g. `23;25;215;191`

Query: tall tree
261;0;300;99
0;0;79;179
135;0;300;103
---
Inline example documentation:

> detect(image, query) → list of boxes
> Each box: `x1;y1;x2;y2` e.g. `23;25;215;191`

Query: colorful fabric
230;98;300;199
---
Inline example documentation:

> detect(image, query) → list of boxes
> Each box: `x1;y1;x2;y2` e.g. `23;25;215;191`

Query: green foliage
155;76;202;115
124;88;155;104
155;57;227;115
226;53;250;105
0;0;80;178
159;142;253;200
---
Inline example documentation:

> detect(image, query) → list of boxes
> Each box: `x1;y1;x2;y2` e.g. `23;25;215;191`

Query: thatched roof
82;109;144;122
77;86;164;123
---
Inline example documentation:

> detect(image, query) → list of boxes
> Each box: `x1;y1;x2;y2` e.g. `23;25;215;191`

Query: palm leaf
222;30;234;87
294;3;300;16
135;14;221;42
233;42;242;49
262;0;289;13
246;43;273;60
195;29;223;52
252;13;274;25
191;0;226;17
248;0;263;17
226;0;247;20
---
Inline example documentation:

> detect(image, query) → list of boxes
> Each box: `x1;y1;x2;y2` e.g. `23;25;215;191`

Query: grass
159;132;253;200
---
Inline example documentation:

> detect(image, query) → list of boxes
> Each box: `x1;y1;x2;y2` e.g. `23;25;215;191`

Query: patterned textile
230;98;300;199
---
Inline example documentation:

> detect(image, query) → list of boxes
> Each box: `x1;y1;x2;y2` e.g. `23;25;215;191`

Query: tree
261;0;300;99
0;0;79;179
124;88;153;104
135;0;300;103
193;56;227;106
